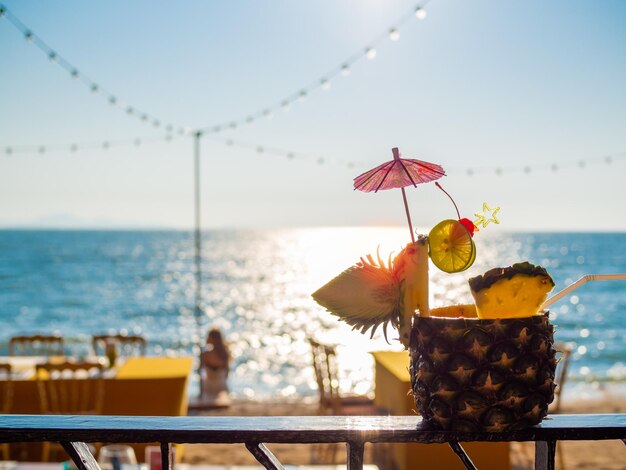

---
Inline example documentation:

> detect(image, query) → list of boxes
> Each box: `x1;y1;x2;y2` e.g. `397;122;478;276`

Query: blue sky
1;0;625;231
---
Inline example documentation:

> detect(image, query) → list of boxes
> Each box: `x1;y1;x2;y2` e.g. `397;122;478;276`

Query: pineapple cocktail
312;150;557;431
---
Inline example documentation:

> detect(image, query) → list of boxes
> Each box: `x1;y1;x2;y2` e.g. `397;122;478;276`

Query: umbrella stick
400;187;415;243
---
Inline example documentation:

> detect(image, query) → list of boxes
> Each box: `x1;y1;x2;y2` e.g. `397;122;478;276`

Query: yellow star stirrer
474;202;500;229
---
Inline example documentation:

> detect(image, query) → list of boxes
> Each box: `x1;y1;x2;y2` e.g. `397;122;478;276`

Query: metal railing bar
1;415;625;445
160;442;171;470
448;441;478;470
535;440;556;470
346;441;364;470
244;442;284;470
61;441;100;470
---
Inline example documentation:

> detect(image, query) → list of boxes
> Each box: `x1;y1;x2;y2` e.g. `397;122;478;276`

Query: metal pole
193;131;203;397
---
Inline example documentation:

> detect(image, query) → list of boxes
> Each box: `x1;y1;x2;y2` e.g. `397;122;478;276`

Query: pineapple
312;236;429;347
410;314;556;431
469;262;555;319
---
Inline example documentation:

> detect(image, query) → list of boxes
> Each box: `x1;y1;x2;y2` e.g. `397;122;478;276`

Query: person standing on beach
200;328;231;403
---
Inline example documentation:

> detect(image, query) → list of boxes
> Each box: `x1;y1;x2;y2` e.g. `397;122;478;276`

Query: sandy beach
183;392;626;469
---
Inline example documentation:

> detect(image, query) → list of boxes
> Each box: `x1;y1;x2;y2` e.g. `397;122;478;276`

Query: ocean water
0;228;625;400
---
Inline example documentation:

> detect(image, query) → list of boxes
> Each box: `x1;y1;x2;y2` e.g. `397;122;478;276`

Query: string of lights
0;2;431;136
195;2;432;134
204;136;626;177
3;130;624;177
2;134;177;155
0;4;191;136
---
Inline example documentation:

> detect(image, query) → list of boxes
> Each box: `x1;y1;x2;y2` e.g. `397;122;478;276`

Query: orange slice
428;219;476;273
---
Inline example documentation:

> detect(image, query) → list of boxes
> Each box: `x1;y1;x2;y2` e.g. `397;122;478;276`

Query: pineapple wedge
469;262;555;319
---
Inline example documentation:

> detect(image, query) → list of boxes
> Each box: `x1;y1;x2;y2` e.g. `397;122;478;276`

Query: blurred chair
309;339;385;464
36;361;105;461
9;334;64;356
0;363;13;459
552;341;573;413
91;333;146;358
309;339;376;415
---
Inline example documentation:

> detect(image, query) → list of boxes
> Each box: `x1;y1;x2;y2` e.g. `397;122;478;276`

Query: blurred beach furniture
0;363;12;460
371;350;511;470
552;342;573;413
91;333;147;358
35;361;105;461
0;354;192;461
9;335;64;357
309;339;376;415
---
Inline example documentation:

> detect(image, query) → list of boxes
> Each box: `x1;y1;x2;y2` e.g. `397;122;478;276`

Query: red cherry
459;218;476;237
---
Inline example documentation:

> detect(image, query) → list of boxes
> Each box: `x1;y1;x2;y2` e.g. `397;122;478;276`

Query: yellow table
2;356;193;461
372;351;510;470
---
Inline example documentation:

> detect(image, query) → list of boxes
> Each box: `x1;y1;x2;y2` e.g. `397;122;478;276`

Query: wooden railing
0;414;625;470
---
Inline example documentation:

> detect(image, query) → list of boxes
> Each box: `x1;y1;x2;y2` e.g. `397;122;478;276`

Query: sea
1;228;625;401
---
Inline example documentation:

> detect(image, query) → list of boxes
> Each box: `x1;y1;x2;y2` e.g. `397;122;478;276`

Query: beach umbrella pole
401;187;415;243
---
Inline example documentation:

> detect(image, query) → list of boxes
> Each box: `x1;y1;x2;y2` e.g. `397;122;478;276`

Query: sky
0;0;625;231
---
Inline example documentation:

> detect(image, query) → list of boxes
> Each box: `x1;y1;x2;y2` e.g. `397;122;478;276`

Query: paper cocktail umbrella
354;147;445;242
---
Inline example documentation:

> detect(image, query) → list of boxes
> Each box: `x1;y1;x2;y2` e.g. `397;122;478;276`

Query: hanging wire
2;134;177;155
0;3;190;135
0;1;432;136
196;1;433;134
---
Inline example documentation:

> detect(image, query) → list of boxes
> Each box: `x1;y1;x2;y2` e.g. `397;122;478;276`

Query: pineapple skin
410;313;556;432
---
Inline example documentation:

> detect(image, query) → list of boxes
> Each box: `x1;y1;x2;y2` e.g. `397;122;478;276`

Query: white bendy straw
542;273;626;310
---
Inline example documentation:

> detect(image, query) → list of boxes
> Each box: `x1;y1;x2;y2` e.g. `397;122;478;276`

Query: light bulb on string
389;28;400;41
153;120;160;128
605;156;613;163
365;47;377;60
91;84;99;93
70;144;78;152
298;90;307;102
281;101;291;112
213;126;221;133
0;6;6;17
257;146;264;153
246;116;255;123
24;30;33;41
524;166;531;174
230;122;238;129
321;79;331;90
263;110;273;119
38;146;45;154
165;124;173;132
48;51;57;63
109;96;117;105
5;147;12;155
495;167;502;176
579;161;586;168
134;139;141;146
70;69;79;79
102;141;110;150
141;114;148;122
415;7;427;20
340;64;350;76
551;164;558;172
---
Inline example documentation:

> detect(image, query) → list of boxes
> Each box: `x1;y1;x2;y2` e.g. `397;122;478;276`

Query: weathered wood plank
0;414;624;444
244;442;284;470
60;441;101;470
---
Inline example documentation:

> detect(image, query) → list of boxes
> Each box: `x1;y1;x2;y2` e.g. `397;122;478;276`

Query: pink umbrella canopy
354;148;446;241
